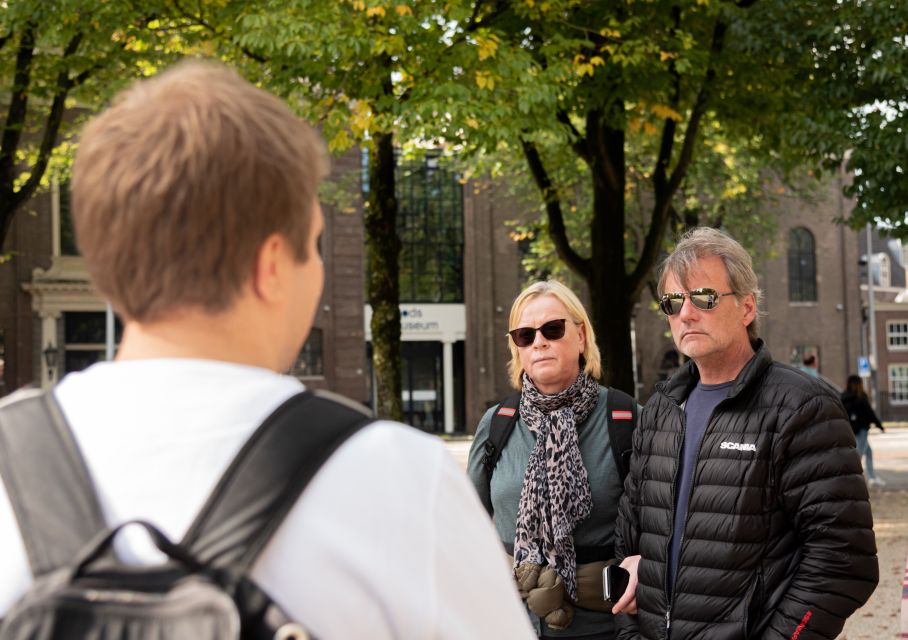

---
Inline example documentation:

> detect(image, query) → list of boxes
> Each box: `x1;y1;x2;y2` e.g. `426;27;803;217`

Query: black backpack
0;388;373;640
479;387;637;563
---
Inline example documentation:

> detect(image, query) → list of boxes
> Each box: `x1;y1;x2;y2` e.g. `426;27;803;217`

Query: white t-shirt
0;359;533;639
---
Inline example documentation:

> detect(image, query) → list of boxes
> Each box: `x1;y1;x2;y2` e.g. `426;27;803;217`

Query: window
63;311;123;374
889;364;908;404
291;328;323;378
887;321;908;350
361;149;465;302
54;180;78;256
788;227;817;302
396;151;464;303
878;253;891;288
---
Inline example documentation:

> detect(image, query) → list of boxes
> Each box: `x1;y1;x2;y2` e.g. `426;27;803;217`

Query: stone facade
0;185;54;395
462;181;536;428
307;150;368;403
757;178;863;392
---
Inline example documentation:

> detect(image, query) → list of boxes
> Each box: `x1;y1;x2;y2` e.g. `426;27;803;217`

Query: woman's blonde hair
506;280;601;389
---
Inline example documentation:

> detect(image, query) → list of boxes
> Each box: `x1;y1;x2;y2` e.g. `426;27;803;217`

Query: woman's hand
610;555;640;615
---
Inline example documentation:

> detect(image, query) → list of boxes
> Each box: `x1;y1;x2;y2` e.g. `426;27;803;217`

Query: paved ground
443;429;908;639
840;429;908;639
444;438;472;470
867;428;908;490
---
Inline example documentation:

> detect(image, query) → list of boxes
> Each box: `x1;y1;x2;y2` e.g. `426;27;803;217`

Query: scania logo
720;441;756;452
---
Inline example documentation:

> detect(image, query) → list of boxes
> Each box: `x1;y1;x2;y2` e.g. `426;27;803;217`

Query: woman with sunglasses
467;280;633;640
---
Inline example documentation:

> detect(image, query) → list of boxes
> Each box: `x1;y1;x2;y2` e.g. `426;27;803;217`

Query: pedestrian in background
842;374;887;487
800;353;820;377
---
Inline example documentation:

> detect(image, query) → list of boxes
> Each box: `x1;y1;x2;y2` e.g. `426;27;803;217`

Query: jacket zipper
663;403;685;638
663;393;729;639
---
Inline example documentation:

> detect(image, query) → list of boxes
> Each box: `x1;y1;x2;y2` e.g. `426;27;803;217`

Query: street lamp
43;343;60;383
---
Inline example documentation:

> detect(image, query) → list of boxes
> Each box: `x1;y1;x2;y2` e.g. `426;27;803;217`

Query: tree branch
396;1;510;105
668;19;727;195
12;31;86;210
651;5;682;196
520;137;590;275
630;13;729;294
464;0;507;32
557;109;590;164
0;24;37;192
588;109;623;196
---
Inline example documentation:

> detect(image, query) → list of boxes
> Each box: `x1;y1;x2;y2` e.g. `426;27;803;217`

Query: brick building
859;227;908;420
0;150;370;405
0;157;874;428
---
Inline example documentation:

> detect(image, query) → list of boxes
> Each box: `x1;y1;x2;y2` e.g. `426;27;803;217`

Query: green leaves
0;0;187;247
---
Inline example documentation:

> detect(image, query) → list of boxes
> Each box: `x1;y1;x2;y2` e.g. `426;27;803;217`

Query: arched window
788;227;817;302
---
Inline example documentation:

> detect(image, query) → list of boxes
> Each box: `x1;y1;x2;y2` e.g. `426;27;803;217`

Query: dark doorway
402;341;443;432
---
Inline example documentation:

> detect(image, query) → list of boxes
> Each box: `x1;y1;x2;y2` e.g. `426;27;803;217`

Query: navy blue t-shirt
666;380;733;596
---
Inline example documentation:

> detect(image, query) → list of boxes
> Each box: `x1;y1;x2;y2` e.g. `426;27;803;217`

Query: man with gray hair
612;227;877;639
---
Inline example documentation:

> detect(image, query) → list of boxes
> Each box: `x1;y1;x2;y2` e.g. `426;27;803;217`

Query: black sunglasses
508;319;568;348
659;288;736;316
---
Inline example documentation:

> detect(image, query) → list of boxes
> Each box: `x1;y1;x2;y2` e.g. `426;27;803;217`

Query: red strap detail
497;407;517;417
611;410;633;421
790;610;812;640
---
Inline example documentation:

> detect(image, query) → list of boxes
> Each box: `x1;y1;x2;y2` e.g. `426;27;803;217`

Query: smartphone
603;564;630;602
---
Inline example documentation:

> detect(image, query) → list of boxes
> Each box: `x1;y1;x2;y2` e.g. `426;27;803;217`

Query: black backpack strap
180;389;374;574
0;388;107;577
479;391;522;515
606;387;637;484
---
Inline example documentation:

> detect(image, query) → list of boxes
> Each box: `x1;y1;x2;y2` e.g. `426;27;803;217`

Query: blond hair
72;59;327;322
507;280;601;389
658;227;763;341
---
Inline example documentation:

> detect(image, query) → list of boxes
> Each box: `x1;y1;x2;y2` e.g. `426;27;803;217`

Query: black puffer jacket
615;341;878;640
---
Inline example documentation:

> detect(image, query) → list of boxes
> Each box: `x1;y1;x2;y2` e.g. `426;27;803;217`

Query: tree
174;0;494;419
0;1;175;252
508;130;794;293
769;0;908;236
442;0;862;393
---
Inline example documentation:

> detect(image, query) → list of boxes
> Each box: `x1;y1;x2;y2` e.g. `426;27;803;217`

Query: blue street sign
858;356;871;378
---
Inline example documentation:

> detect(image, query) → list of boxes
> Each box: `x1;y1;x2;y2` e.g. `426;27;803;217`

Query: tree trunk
587;117;637;395
589;269;636;395
365;130;403;421
0;199;16;252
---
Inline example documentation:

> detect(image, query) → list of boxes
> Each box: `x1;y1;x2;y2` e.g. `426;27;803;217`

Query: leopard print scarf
512;371;600;601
